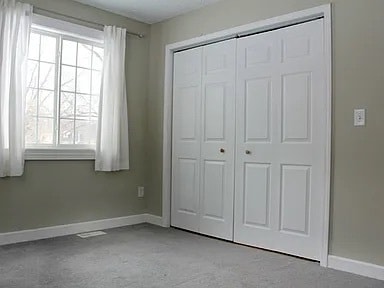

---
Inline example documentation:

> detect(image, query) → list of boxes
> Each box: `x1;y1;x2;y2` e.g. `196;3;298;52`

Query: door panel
178;87;199;140
235;19;325;260
243;163;271;228
171;47;202;232
176;159;199;215
245;78;272;142
280;165;311;235
204;84;226;141
202;160;225;220
245;40;272;67
199;39;236;240
282;72;312;142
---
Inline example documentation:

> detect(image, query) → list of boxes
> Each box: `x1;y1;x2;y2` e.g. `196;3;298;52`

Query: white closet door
234;19;326;260
199;39;236;240
171;47;202;232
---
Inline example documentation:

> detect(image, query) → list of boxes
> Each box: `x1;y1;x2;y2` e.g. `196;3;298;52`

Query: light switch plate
354;109;366;126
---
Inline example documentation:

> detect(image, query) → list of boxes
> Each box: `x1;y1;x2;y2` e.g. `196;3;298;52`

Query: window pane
37;117;54;144
76;94;90;119
29;33;40;60
39;90;54;117
77;43;92;68
74;120;97;145
62;40;77;66
76;68;91;94
25;31;103;149
75;120;91;144
39;62;55;90
92;46;103;71
25;116;37;144
60;92;75;118
90;95;99;118
26;88;38;116
40;35;57;63
60;119;74;144
91;70;101;95
61;65;76;92
27;60;39;88
89;118;98;145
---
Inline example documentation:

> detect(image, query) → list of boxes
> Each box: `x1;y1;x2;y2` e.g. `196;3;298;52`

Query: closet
171;19;326;260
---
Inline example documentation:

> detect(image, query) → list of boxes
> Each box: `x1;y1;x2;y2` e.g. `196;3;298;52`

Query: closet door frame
162;4;332;267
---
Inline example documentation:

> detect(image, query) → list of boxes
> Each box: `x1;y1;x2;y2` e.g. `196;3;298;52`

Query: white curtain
95;26;129;171
0;0;32;177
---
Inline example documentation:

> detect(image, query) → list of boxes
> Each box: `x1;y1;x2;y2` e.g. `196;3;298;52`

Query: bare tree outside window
26;30;103;148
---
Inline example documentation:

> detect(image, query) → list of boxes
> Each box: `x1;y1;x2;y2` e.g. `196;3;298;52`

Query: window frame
25;16;104;161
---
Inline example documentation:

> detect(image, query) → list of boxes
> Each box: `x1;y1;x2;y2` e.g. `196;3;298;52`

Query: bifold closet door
199;39;236;240
171;47;202;232
172;39;236;240
234;19;326;260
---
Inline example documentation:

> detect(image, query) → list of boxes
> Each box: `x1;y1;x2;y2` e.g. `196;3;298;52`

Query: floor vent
77;231;107;238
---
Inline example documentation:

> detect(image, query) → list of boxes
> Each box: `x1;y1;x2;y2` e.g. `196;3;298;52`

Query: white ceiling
73;0;223;24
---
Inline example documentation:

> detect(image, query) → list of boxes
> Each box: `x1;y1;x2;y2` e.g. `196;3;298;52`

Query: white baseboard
0;214;163;246
328;255;384;281
145;214;164;226
3;218;383;282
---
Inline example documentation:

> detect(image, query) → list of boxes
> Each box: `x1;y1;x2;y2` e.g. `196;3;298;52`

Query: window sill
25;148;95;160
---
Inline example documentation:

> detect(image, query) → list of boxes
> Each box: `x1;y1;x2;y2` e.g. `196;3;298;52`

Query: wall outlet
138;186;145;198
354;109;366;126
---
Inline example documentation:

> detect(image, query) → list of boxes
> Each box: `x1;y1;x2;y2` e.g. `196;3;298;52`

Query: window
25;27;103;159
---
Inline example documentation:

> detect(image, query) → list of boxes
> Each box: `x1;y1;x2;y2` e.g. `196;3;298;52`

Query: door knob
220;148;225;153
245;150;251;155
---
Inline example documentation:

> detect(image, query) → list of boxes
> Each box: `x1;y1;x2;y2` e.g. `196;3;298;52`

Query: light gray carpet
0;224;383;288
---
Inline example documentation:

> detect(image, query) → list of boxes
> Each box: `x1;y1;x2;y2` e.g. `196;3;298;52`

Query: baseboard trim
145;214;163;226
0;214;163;246
328;255;384;281
3;219;383;282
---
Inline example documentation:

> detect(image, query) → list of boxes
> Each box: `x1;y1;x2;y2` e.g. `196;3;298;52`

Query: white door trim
162;4;332;267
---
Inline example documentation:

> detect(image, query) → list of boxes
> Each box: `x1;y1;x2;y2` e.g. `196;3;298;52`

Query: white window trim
32;14;104;43
26;14;103;161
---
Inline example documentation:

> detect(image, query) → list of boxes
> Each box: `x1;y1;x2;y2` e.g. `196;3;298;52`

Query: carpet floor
0;224;383;288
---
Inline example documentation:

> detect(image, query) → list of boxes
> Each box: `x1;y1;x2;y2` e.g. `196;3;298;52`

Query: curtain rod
33;7;145;38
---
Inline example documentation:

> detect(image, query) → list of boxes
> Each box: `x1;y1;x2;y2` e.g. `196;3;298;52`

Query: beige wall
0;0;150;232
146;0;384;266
